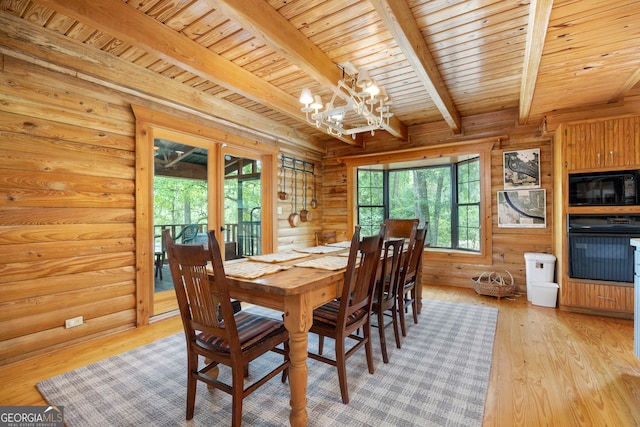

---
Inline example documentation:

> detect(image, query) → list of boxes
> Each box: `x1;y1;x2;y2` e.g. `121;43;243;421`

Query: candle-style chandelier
299;67;393;138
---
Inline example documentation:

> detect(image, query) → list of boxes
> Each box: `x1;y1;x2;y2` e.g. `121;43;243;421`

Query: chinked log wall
324;110;555;293
0;56;319;366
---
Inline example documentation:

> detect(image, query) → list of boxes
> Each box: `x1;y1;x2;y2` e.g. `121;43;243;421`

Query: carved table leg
283;293;312;427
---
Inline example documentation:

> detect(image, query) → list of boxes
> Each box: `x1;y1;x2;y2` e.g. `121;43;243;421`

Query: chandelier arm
299;67;393;137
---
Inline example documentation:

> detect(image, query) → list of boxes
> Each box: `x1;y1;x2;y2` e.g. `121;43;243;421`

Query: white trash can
530;282;559;307
524;252;556;302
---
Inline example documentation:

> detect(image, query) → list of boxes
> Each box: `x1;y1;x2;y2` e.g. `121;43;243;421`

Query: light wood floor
2;284;639;426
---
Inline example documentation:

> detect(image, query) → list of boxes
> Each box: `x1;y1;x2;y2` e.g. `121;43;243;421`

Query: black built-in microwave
568;170;639;206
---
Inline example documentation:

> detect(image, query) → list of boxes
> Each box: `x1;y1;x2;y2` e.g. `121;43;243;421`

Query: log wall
0;56;321;365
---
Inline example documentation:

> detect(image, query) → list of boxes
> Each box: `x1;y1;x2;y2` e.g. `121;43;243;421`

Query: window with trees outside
357;156;480;251
342;138;494;263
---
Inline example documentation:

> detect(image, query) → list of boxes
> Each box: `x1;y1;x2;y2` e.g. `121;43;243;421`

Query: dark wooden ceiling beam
370;0;462;134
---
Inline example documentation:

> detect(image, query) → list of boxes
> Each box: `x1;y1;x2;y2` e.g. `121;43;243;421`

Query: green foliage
357;158;480;251
154;176;207;226
224;177;262;223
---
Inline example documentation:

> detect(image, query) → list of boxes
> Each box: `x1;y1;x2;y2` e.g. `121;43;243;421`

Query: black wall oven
568;215;640;283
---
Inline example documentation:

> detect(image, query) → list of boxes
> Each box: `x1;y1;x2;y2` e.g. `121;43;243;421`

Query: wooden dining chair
383;218;418;241
164;229;289;427
308;225;384;404
371;237;405;363
315;230;337;246
398;226;428;337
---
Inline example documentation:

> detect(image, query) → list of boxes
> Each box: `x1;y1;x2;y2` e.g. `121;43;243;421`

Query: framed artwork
503;148;540;189
498;189;546;228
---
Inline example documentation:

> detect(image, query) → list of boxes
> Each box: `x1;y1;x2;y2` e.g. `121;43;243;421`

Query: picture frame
497;189;546;228
503;148;540;189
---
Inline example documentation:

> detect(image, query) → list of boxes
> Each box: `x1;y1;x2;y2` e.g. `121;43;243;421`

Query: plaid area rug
37;300;498;427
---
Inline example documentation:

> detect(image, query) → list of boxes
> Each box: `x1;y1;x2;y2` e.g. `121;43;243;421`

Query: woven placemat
325;241;351;248
224;261;291;279
295;256;349;271
294;245;346;254
247;252;311;263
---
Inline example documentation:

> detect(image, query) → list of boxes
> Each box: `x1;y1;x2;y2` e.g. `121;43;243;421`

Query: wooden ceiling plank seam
429;23;528;55
181;8;227;40
125;0;163;14
271;0;327;20
435;34;528;69
286;0;366;28
537;46;640;75
370;0;461;134
132;52;164;69
21;1;54;26
0;0;29;17
64;20;99;41
221;38;271;65
549;0;639;22
163;1;214;32
303;9;382;44
426;7;529;45
206;28;257;56
228;45;276;68
44;12;77;35
191;19;245;49
144;0;194;23
410;0;505;25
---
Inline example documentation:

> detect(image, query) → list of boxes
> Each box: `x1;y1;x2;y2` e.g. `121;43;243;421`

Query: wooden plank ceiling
1;0;639;145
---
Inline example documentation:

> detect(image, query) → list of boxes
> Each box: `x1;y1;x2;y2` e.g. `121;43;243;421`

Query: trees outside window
154;176;207;226
357;157;480;252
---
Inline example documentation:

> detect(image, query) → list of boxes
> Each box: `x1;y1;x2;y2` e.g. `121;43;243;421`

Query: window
340;138;494;263
357;157;480;251
357;169;385;237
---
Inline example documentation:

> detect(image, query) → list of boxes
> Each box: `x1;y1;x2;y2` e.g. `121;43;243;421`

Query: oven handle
568;231;640;238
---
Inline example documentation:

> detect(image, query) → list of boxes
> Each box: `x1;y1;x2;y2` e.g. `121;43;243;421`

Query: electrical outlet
277;206;283;215
65;316;83;329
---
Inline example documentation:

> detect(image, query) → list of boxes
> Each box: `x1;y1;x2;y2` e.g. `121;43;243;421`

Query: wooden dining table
218;245;423;427
222;251;346;427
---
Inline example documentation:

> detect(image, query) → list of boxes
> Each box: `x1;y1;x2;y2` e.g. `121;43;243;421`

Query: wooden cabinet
564;116;640;171
561;279;634;314
554;115;639;318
